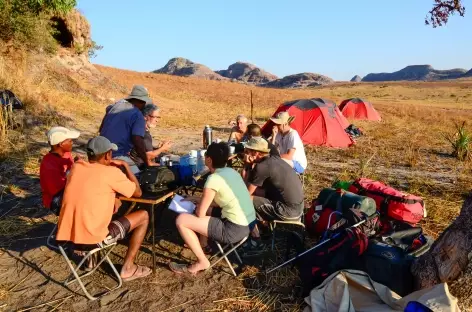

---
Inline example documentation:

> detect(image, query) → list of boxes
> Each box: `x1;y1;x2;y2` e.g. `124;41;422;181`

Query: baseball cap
270;111;295;125
86;136;118;156
243;137;271;153
47;127;80;145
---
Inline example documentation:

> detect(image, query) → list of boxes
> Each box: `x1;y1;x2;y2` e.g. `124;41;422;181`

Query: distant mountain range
152;58;472;89
362;65;468;82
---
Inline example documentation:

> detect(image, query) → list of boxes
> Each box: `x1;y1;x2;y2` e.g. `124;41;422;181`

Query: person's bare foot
187;259;210;274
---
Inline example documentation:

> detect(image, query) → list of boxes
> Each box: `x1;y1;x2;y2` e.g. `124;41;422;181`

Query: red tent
339;98;381;121
261;98;354;148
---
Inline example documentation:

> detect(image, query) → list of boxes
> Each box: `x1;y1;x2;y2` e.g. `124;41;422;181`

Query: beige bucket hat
243;137;271;153
270;111;295;125
125;85;153;104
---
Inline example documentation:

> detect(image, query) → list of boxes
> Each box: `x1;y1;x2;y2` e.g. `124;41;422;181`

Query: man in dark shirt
130;104;172;167
241;124;279;182
244;137;304;242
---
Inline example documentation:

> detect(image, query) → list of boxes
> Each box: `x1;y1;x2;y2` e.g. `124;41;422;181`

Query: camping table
118;187;182;274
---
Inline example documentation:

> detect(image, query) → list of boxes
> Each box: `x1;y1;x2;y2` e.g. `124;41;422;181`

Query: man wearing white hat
99;85;155;174
270;111;307;174
40;126;81;214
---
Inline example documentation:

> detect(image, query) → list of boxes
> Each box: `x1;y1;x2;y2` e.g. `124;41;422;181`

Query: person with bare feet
169;142;256;275
56;136;151;281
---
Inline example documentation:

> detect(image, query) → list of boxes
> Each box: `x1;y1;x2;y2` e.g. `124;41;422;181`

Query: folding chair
208;236;248;277
47;224;59;250
58;242;122;301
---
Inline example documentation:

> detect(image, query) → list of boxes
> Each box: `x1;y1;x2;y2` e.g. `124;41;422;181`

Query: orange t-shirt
56;160;136;244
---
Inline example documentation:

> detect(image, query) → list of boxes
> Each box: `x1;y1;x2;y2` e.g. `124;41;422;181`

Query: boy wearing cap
57;136;151;281
270;112;307;174
40;126;80;215
244;137;304;242
99;85;155;174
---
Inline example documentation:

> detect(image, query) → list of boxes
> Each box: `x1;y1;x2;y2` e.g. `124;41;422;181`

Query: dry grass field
1;51;472;311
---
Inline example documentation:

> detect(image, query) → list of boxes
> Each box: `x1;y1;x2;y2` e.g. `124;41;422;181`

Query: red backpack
348;178;425;225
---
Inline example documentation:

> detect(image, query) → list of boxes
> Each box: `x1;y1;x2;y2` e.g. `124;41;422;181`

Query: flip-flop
169;262;198;276
183;244;213;255
122;265;152;282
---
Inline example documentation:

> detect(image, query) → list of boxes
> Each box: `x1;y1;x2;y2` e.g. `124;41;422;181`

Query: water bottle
202;125;212;149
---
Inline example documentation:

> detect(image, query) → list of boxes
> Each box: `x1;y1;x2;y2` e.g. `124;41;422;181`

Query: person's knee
134;210;149;226
175;213;189;229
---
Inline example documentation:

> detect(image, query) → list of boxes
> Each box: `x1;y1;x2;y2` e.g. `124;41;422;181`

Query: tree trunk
411;194;472;290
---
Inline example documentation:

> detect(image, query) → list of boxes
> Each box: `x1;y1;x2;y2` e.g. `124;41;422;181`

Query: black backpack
298;227;369;295
0;90;24;110
139;166;176;194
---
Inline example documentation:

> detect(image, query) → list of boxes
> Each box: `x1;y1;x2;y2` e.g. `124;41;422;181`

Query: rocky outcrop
362;65;467;82
152;57;227;80
464;69;472;77
216;62;278;84
350;75;362;82
52;9;92;52
262;72;334;89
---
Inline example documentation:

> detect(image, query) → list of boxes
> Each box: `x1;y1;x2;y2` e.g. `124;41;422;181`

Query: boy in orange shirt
57;136;151;281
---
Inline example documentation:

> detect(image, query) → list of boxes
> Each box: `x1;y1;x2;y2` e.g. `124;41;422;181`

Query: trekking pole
265;213;378;274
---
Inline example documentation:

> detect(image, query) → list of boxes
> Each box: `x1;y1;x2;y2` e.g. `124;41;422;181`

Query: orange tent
339;98;381;121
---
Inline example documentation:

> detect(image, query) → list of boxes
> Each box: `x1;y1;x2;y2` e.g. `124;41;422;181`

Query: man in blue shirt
99;85;154;174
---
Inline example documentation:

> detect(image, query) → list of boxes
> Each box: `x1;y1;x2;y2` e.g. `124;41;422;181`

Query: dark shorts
103;216;131;245
207;208;251;245
253;196;303;221
50;191;64;216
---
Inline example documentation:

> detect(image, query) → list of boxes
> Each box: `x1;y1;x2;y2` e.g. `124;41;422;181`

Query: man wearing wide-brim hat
99;85;156;174
270;111;307;174
242;137;304;250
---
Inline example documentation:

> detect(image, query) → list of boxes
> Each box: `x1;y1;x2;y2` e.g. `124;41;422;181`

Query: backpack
349;178;426;225
139;166;176;194
297;227;368;295
304;188;378;237
0;90;24;110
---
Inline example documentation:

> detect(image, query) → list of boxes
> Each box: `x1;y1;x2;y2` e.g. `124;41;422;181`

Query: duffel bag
139;166;176;194
349;178;426;225
298;227;368;295
305;188;377;237
353;226;433;296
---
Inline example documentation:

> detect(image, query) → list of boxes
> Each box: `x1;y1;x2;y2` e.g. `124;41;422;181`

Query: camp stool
58;242;122;301
270;219;306;261
208;236;248;277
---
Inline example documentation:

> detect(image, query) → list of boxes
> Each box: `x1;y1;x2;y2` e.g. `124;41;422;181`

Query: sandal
121;264;152;282
169;262;195;275
183;244;213;255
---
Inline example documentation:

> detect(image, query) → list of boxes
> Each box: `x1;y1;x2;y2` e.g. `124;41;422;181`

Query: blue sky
77;1;471;81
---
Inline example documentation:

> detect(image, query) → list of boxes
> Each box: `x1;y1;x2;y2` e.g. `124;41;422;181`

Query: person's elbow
132;185;142;198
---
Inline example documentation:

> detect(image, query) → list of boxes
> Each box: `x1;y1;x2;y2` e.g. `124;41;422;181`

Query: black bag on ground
297;227;368;295
0;89;24;109
139;166;176;194
353;225;433;296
